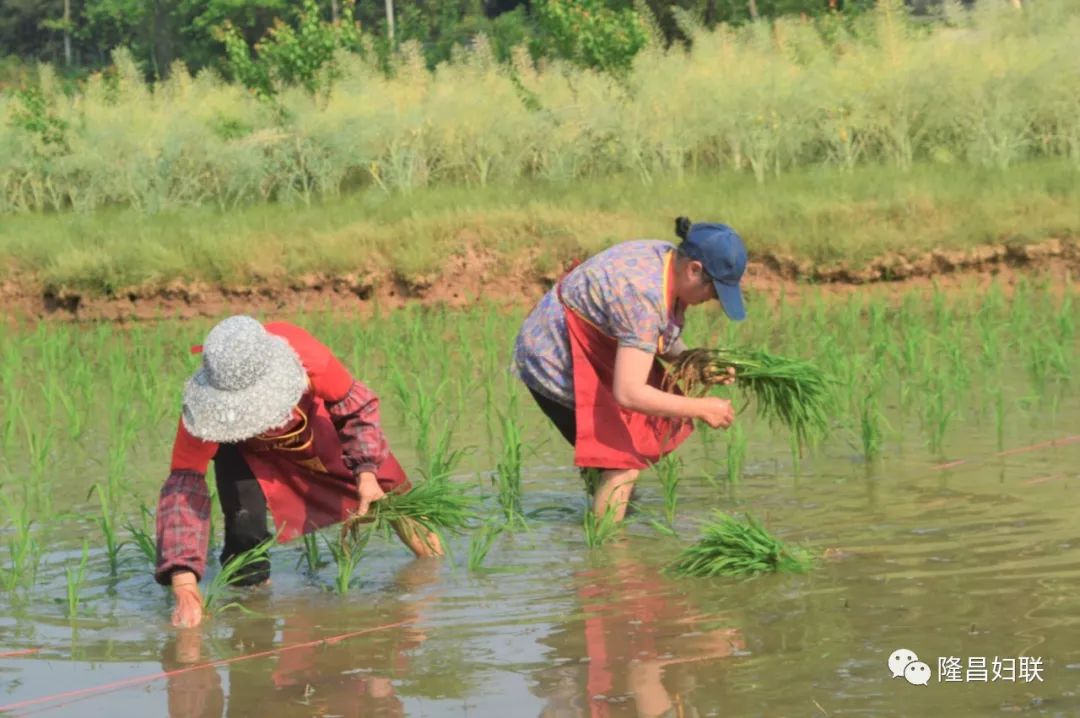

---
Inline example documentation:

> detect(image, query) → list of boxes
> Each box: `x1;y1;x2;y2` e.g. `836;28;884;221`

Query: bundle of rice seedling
340;477;480;550
667;512;815;578
664;348;831;447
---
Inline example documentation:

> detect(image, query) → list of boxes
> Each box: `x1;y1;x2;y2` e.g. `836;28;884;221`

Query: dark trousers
527;387;577;446
527;387;628;499
213;444;272;586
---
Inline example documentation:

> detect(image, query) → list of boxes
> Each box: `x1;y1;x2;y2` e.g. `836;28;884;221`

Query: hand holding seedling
170;571;203;628
356;472;386;517
696;397;735;429
665;348;830;448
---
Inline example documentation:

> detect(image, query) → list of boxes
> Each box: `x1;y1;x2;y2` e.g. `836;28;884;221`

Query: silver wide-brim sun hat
181;315;308;443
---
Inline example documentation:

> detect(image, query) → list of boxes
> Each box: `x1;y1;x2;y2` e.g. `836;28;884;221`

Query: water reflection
534;546;745;718
161;560;439;718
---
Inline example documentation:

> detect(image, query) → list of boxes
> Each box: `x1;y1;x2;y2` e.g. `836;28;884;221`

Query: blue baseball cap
678;223;747;320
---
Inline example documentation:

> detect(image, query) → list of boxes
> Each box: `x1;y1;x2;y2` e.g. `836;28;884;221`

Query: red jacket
154;323;388;585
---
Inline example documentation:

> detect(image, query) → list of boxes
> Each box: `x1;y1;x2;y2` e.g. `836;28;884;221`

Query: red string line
930;433;1080;471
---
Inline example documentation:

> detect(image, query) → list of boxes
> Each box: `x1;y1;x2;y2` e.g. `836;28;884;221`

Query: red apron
560;253;694;470
239;390;410;543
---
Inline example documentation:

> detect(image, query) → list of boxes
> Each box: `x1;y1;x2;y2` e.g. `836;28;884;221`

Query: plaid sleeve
326;379;389;476
154;469;212;586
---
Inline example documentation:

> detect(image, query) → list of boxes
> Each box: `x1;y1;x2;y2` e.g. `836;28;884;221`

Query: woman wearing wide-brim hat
156;315;442;628
513;217;747;523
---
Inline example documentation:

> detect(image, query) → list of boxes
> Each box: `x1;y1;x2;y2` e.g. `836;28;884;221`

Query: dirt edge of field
2;238;1076;323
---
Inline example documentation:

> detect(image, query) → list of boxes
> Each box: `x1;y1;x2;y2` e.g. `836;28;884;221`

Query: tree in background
349;0;533;68
1;0;69;62
532;0;648;74
4;0;298;78
218;0;360;96
1;0;884;87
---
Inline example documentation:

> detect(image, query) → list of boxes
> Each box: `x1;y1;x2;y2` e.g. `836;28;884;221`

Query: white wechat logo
889;649;931;685
904;661;932;686
888;648;919;679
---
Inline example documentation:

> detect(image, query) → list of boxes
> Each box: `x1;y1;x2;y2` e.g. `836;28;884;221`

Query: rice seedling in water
0;343;21;446
106;417;138;499
388;367;445;464
946;340;971;396
896;324;927;415
40;375;63;427
664;348;830;448
667;512;814;578
56;383;85;442
21;420;56;514
1023;330;1069;398
134;339;172;424
583;504;622;549
1010;278;1035;339
298;532;325;575
23;417;53;483
201;534;277;615
2;388;22;454
924;383;954;459
411;387;443;469
0;495;39;594
468;520;505;571
978;320;1003;373
494;412;526;527
653;454;683;527
124;503;157;568
65;540;90;619
324;528;371;594
860;388;885;462
422;419;472;483
89;483;124;576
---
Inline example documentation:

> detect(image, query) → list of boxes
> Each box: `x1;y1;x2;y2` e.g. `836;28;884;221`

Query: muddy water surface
2;288;1079;717
2;397;1079;718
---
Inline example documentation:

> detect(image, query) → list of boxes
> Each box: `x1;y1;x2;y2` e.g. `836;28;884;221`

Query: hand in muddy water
696;397;735;429
171;583;204;629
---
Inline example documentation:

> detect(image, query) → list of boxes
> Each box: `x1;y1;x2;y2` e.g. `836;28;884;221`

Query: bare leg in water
591;468;640;521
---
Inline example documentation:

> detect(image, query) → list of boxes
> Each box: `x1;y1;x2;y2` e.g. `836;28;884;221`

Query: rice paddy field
0;274;1077;716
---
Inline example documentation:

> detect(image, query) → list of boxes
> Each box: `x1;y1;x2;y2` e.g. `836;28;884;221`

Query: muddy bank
2;238;1076;322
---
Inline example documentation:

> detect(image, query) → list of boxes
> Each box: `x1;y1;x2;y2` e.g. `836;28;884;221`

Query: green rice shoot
667;512;815;578
340;477;480;556
202;535;276;614
583;504;623;549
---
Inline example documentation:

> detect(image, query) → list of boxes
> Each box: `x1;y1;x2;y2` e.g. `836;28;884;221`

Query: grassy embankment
0;0;1077;296
1;161;1076;296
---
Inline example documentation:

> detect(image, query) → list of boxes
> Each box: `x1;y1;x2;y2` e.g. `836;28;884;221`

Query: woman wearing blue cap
513;217;749;523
